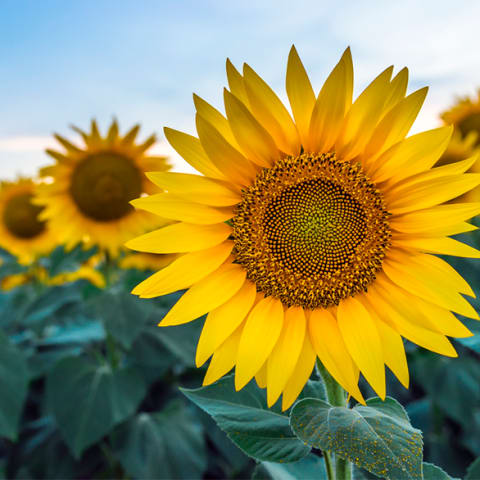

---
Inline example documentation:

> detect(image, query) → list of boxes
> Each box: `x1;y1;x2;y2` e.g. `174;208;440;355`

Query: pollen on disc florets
70;152;142;222
233;152;391;309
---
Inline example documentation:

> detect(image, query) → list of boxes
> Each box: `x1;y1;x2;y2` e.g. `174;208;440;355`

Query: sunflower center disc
70;152;142;222
457;112;480;142
3;193;46;239
233;153;391;308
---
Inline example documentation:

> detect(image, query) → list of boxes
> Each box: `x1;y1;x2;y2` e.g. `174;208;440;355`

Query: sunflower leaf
181;374;311;463
422;462;453;480
46;356;146;458
290;396;423;480
0;337;30;440
254;454;328;479
111;400;207;479
466;457;480;480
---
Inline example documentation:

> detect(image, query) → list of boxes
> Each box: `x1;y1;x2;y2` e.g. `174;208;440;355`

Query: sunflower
35;120;171;257
435;131;480;203
128;47;480;410
442;90;480;145
0;179;57;264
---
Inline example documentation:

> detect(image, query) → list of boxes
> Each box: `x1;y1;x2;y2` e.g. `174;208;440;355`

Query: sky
1;0;480;179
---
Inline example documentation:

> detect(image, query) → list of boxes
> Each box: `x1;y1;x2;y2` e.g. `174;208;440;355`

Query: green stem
323;451;335;480
316;359;352;480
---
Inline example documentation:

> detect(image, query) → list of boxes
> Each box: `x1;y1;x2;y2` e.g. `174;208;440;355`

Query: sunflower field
3;21;480;480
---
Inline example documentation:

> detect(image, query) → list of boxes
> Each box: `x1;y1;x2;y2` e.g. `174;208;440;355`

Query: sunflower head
0;178;57;264
119;252;177;272
35;119;171;257
442;90;480;145
128;46;480;410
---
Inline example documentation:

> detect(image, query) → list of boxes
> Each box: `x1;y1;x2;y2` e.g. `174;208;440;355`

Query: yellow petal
382;256;478;320
382;67;409;113
370;126;453;183
196;114;257;186
163;127;223;179
393;236;480;258
387;174;480;215
309;309;365;404
308;47;353;153
364;287;458;357
54;133;83;155
224;89;279;167
235;297;284;390
193;93;239;148
146;172;241;206
286;45;316;147
160;263;246;327
255;361;268;389
132;242;233;298
281;334;316;411
390;203;480;235
267;306;306;407
337;297;386;399
126;222;231;254
336;66;393;161
203;324;243;386
131;195;234;224
243;63;300;155
226;59;250;106
196;281;257;367
362;87;428;163
361;303;409;388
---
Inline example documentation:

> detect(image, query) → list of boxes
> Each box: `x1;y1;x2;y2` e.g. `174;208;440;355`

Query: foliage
0;242;480;479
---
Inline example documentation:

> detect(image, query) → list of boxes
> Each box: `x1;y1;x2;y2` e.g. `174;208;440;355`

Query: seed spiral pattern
233;153;391;308
70;152;142;222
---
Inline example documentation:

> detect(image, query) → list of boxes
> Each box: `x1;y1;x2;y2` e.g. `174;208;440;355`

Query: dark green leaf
0;341;30;440
290;396;423;480
46;356;146;458
39;320;105;346
182;374;310;463
111;401;207;479
422;462;453;480
466;457;480;480
41;244;97;277
95;291;154;349
259;454;327;480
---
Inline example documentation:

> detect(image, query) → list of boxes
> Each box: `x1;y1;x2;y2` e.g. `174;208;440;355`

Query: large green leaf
290;396;423;480
181;375;310;463
256;454;327;479
46;356;146;458
41;244;97;277
0;339;30;440
111;401;207;479
94;291;152;348
422;462;452;480
466;457;480;480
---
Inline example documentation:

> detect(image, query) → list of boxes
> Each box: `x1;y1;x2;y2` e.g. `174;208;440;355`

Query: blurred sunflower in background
36;119;171;257
0;178;56;264
128;46;480;410
442;90;480;145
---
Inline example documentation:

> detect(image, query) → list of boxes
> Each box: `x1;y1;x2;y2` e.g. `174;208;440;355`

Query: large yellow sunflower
127;47;480;410
442;90;480;145
35;120;171;257
119;252;177;271
0;178;57;264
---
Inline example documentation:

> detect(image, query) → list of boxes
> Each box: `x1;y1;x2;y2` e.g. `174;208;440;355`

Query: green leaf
258;454;327;480
95;291;152;348
456;317;480;353
422;462;453;480
41;244;97;277
39;320;105;346
0;341;30;440
181;374;310;463
290;396;423;480
46;356;146;458
111;401;207;479
466;457;480;480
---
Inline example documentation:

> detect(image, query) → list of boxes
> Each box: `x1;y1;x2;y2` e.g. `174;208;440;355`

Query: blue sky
1;0;480;178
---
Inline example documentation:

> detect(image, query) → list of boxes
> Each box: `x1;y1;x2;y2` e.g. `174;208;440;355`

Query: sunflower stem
316;359;352;480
